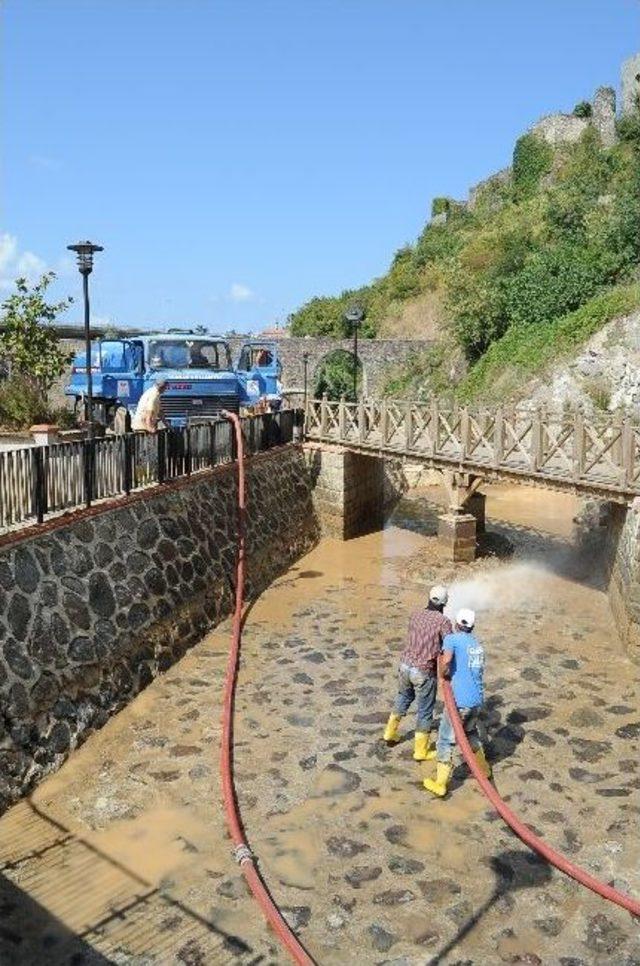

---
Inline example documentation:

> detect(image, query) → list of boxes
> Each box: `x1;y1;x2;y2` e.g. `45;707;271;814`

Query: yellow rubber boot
473;746;491;779
413;732;435;761
423;761;452;798
383;714;401;743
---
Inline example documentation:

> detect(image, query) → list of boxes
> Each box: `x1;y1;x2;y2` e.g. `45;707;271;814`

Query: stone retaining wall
605;499;640;663
305;444;410;539
306;444;384;539
0;446;319;812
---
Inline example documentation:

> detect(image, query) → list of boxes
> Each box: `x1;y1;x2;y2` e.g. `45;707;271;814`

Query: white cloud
229;282;254;303
0;232;48;289
16;250;47;278
0;234;18;273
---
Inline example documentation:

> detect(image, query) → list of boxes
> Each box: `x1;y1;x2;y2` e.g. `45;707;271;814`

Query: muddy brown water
1;483;639;965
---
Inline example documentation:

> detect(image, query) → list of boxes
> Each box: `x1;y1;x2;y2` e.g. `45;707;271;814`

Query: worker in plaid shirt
382;585;452;761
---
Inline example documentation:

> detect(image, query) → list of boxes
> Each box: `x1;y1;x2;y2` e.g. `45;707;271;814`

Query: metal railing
305;397;640;496
0;409;299;534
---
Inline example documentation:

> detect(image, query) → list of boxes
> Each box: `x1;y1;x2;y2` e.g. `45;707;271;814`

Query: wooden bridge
304;397;640;502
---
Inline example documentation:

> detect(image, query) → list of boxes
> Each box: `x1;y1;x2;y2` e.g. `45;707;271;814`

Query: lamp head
67;240;104;275
344;303;365;326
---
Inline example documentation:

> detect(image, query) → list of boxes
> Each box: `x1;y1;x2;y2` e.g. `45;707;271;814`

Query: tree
0;272;73;393
314;349;362;401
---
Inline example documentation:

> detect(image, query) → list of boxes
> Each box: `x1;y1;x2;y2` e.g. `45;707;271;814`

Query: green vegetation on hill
457;283;640;403
289;109;640;403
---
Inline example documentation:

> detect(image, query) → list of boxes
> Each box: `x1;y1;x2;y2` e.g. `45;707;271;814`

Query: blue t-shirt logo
444;631;485;709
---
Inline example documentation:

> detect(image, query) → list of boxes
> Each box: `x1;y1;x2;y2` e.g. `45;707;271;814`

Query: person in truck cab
189;344;209;368
254;348;273;366
132;378;168;433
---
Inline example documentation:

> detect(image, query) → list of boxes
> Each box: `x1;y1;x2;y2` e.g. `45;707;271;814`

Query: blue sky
2;0;639;333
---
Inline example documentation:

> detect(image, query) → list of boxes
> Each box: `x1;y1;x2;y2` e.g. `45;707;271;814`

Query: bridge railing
305;397;640;494
0;409;298;535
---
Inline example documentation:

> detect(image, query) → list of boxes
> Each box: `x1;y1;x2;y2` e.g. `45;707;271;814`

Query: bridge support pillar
437;470;486;560
305;443;384;540
437;512;477;563
466;492;486;534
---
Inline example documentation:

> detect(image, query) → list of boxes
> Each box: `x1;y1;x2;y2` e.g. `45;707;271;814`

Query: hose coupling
233;843;254;865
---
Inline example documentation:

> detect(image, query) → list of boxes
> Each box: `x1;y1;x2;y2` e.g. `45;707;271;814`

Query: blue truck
65;332;283;430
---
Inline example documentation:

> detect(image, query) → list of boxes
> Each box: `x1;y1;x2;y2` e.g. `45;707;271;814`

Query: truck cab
66;333;241;430
235;340;283;410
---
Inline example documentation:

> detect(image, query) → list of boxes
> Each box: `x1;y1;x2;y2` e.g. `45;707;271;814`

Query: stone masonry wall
622;52;640;117
0;446;319;812
605;499;640;664
531;113;589;146
592;86;617;149
306;444;386;540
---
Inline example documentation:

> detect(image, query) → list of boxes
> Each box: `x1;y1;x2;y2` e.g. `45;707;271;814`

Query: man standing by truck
132;378;167;433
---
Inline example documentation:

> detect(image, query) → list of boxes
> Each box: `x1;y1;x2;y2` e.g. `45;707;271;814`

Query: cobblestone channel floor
1;486;639;965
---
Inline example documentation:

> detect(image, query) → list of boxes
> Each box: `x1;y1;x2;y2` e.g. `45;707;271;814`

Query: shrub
616;95;640;144
502;244;615;329
610;161;640;267
49;406;80;429
0;273;73;392
512;133;553;199
444;268;507;360
413;223;463;268
384;247;423;302
573;101;593;118
457;283;640;403
288;282;382;338
0;376;49;429
617;113;640;144
546;129;611;242
313;349;361;401
431;197;450;217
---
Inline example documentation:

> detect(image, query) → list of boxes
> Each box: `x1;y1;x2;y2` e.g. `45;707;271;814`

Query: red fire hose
441;679;640;917
220;412;316;966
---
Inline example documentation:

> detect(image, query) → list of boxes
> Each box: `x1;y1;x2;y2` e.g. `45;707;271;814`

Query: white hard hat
456;608;476;629
429;585;448;606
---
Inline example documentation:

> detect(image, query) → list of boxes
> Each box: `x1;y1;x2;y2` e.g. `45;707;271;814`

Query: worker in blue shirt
424;608;491;798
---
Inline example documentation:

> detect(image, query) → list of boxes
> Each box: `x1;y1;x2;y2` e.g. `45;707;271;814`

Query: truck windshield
148;340;230;371
99;341;134;372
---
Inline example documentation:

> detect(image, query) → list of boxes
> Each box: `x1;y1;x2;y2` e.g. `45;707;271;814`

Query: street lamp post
302;351;310;408
67;241;104;439
344;304;364;401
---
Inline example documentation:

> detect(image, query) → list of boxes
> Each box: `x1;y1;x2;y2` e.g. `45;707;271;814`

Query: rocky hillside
525;302;640;413
289;54;640;409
